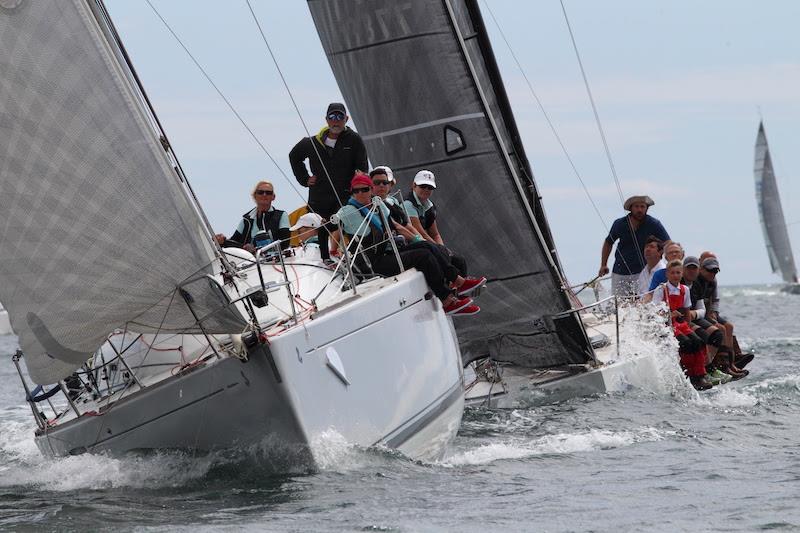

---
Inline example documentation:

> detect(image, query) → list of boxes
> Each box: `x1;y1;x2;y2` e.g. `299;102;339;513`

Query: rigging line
142;0;315;213
558;0;623;205
558;0;645;270
245;0;344;209
481;0;608;232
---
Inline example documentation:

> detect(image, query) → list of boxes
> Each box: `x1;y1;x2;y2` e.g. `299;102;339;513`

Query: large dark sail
308;0;593;367
754;122;797;283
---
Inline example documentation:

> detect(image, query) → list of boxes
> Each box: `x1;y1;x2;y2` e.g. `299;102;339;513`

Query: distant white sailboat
753;121;800;294
1;0;463;465
0;303;11;336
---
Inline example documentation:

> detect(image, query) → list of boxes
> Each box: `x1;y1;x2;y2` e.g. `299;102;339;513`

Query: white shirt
638;259;666;296
651;281;691;308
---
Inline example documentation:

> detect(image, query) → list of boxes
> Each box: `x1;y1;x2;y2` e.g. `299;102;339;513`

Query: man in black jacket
289;102;368;260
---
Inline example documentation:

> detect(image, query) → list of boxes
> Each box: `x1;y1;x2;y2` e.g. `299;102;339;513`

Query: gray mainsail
754;122;797;284
0;0;246;384
308;0;593;367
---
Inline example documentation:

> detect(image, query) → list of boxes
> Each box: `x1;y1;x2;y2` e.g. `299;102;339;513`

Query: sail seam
361;112;485;141
326;31;445;56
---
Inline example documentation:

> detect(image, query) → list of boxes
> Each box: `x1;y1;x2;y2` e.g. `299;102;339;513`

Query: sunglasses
416;184;435;191
255;190;274;196
372;180;391;186
705;268;720;274
327;112;346;121
352;187;371;194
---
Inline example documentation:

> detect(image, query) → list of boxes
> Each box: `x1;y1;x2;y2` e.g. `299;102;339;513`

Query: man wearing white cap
599;195;670;296
404;169;468;276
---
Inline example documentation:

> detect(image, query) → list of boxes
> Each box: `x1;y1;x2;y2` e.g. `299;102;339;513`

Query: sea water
1;285;798;532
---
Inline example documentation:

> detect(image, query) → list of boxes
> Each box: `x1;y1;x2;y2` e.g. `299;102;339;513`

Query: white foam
0;418;216;491
309;427;365;471
440;428;664;467
604;303;699;400
698;387;758;408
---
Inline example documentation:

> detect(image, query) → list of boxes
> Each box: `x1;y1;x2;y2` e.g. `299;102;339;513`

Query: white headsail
754;122;797;284
0;0;246;384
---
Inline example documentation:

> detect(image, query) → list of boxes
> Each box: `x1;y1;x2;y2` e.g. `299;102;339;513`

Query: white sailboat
0;0;463;465
753;121;800;294
0;303;11;336
307;0;659;407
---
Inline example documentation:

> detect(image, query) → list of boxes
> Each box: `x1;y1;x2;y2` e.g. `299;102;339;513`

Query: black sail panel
308;0;593;367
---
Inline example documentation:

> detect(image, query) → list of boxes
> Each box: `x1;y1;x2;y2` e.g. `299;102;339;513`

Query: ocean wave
719;287;781;298
440;427;664;467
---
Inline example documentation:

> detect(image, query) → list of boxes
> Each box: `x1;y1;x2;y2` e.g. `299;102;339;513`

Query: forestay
754;122;797;284
0;0;245;384
308;0;593;367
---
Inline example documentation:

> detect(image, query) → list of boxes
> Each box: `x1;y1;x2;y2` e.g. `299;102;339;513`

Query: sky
105;0;800;286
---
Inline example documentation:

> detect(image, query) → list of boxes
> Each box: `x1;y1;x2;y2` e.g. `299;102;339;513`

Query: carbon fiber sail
308;0;593;367
754;122;797;284
0;0;246;384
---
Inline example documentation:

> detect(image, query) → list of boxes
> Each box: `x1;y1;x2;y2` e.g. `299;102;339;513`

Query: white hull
464;312;661;408
32;248;464;467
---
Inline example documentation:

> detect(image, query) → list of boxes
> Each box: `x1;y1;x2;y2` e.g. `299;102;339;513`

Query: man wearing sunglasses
215;180;289;252
289;102;368;261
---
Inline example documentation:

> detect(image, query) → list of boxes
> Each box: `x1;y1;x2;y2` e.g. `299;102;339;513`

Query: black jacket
289;126;368;214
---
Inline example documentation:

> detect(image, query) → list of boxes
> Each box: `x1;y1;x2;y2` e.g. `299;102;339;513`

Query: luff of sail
0;0;246;384
754;122;798;284
308;0;593;367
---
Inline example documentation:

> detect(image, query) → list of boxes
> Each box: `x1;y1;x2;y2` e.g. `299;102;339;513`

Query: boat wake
440;427;666;467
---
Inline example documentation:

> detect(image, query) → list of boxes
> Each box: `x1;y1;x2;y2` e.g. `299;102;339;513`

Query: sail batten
308;0;593;367
0;0;245;384
754;122;797;284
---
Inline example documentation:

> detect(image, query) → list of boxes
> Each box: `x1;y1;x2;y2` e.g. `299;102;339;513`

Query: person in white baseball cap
290;212;324;244
404;169;468;278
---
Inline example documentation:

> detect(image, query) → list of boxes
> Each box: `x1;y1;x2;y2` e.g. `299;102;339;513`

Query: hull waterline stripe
380;379;463;449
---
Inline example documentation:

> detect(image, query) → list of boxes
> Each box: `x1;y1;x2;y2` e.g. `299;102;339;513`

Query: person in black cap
289;102;368;260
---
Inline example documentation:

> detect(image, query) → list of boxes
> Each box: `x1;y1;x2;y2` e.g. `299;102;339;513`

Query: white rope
245;0;345;208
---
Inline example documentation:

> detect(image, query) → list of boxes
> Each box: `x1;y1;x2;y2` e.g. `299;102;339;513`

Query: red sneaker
457;276;487;297
453;303;480;316
443;296;473;315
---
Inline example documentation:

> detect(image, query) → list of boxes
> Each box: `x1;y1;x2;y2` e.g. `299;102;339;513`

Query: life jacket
404;190;437;230
340;203;390;269
664;283;693;337
239;207;285;246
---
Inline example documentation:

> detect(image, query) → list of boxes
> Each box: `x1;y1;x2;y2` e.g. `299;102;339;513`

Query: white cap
371;165;394;183
413;169;436;188
290;212;324;231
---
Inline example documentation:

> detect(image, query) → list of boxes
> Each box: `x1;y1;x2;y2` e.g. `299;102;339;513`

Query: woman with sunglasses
404;169;468;277
336;173;479;316
370;166;485;298
214;180;290;253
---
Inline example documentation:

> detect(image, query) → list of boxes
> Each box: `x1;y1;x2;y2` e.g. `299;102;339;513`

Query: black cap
326;102;346;116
